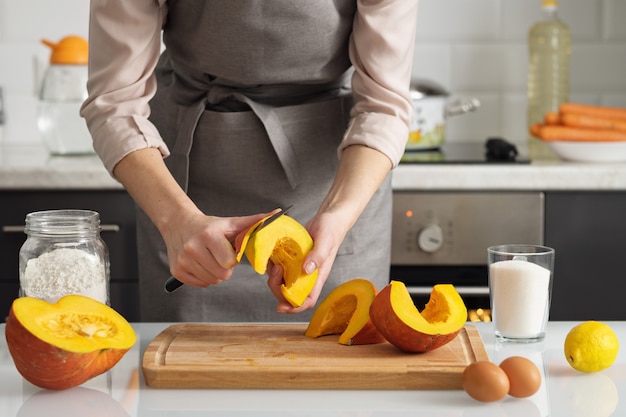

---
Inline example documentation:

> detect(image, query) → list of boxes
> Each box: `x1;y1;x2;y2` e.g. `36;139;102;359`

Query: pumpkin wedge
243;215;318;307
370;281;467;353
305;278;386;345
5;295;136;390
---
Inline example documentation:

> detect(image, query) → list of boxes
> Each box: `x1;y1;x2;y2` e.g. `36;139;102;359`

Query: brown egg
499;356;542;398
462;361;510;402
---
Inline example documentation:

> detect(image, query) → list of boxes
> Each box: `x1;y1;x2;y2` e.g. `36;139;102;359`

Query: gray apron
138;0;392;322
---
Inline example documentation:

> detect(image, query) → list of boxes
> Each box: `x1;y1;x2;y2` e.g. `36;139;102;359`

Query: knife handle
164;276;184;293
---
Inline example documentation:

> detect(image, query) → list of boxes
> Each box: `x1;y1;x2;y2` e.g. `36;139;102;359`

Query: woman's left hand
267;145;393;313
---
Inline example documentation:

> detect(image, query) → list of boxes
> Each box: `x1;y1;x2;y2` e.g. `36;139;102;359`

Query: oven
390;191;544;322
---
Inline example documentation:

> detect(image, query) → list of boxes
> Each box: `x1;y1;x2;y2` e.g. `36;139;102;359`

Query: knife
164;205;293;293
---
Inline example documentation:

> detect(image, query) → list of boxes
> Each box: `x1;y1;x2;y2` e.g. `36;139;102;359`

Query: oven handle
406;286;490;296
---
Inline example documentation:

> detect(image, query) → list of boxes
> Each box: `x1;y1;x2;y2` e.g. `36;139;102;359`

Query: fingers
168;222;236;287
167;211;280;289
268;257;333;314
267;263;313;314
170;245;234;287
275;265;330;314
266;263;285;302
226;210;277;241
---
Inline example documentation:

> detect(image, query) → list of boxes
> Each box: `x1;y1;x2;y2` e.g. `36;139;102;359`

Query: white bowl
547;141;626;163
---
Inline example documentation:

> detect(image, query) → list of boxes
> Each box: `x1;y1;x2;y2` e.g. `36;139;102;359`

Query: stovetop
400;139;530;165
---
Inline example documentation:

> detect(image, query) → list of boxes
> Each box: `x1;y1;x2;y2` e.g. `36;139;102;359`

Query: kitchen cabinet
0;190;139;322
545;191;626;321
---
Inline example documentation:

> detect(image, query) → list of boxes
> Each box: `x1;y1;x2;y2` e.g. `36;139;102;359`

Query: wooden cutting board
142;323;488;390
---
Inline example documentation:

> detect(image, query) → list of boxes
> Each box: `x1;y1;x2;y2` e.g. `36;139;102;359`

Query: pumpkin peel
5;295;136;390
233;214;273;262
305;278;386;345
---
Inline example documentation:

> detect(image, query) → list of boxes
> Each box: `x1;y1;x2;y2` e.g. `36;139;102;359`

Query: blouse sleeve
340;0;418;167
80;0;169;178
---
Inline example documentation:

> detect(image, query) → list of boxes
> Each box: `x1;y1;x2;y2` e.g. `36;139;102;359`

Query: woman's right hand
112;147;275;289
162;211;272;288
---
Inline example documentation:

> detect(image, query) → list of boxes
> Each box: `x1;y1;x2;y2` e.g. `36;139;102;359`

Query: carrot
533;124;626;142
560;113;626;132
529;123;543;138
544;111;561;125
560;103;626;121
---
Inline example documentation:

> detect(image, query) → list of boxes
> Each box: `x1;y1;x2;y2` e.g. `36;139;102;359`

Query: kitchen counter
0;143;121;190
393;161;626;191
3;143;626;190
1;321;624;416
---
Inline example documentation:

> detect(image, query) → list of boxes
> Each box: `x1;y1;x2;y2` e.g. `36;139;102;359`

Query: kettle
37;35;93;155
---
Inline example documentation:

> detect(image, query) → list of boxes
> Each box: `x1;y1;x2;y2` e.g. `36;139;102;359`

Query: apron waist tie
166;96;207;193
234;93;302;189
168;85;303;192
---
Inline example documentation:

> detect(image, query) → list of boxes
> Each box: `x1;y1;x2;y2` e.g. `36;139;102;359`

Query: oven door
390;191;544;322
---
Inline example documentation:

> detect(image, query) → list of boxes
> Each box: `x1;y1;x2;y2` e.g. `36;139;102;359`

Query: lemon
564;321;620;373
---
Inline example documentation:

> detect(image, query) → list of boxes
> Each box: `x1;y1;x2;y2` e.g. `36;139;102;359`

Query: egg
462;361;510;402
499;356;542;398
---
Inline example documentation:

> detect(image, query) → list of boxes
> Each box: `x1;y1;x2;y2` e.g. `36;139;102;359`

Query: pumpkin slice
305;278;386;345
244;215;318;307
369;281;467;353
5;295;136;390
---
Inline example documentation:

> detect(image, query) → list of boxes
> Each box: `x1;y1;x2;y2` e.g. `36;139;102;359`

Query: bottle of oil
527;0;571;160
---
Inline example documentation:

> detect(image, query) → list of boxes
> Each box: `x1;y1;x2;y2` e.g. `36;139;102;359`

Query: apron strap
166;97;208;193
232;94;301;189
168;85;303;191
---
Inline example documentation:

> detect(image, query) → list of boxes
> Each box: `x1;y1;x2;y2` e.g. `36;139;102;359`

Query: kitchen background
1;0;626;148
2;1;626;324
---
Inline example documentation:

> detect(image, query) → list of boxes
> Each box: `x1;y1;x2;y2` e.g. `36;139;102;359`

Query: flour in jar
21;247;108;304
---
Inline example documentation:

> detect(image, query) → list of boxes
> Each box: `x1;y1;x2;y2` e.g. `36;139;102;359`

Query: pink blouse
81;0;418;178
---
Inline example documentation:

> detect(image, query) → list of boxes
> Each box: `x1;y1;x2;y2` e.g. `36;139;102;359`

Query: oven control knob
417;224;443;253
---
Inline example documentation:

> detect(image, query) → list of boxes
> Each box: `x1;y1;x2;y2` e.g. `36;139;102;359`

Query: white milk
490;259;551;339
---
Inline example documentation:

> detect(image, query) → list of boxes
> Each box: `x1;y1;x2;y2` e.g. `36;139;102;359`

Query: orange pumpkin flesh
369;281;467;353
244;215;318;307
5;295;136;390
305;278;386;345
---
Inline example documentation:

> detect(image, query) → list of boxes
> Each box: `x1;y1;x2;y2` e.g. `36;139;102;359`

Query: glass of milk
488;244;555;342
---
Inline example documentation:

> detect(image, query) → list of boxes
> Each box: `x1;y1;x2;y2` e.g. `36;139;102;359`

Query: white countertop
0;143;121;190
393;161;626;191
1;321;624;416
3;143;626;191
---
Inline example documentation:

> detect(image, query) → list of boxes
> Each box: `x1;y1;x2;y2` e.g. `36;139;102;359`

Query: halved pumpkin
243;215;318;307
5;295;136;390
305;278;386;345
369;281;467;353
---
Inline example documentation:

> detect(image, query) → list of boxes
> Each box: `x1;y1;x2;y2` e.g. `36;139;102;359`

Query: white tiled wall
0;0;625;147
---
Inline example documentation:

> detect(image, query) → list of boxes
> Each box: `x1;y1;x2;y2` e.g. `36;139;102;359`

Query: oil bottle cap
541;0;558;8
41;35;89;65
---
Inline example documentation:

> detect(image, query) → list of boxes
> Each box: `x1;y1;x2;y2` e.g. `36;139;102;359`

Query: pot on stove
407;79;480;150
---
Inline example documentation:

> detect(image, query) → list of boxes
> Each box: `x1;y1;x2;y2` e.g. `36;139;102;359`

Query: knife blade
164;205;293;293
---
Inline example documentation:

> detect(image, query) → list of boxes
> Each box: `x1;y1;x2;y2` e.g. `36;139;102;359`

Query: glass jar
19;209;110;305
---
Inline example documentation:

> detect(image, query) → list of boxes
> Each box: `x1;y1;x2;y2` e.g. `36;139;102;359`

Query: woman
81;0;418;322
